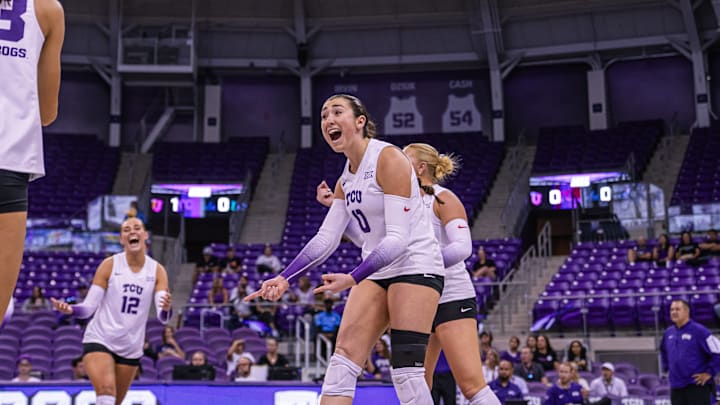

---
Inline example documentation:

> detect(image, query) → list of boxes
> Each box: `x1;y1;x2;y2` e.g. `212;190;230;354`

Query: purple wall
503;64;589;140
221;76;301;150
46;72;109;140
607;56;694;129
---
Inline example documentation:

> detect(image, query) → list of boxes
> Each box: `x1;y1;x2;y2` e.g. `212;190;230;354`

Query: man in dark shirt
473;246;497;280
514;347;547;384
257;337;290;368
699;229;720;259
219;247;242;273
490;360;524;404
627;236;653;264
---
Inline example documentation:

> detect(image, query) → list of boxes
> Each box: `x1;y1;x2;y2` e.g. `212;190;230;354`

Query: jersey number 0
0;0;27;42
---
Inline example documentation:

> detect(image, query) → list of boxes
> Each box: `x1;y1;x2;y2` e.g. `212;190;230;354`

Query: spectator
627;236;653;264
489;360;524;405
177;351;215;381
257;337;290;369
569;362;589;392
157;326;185;360
22;286;50;312
237;275;253;296
564;340;589;372
534;334;559;371
500;336;522;365
314;299;341;350
234;354;260;382
193;247;219;284
143;339;158;361
229;283;252;330
699;229;720;260
589;362;628;405
220;247;242;274
480;330;494;361
544;362;585;405
288;276;315;310
255;244;282;275
526;335;538;353
675;231;700;264
515;347;547;384
208;277;229;307
12;355;41;382
472;246;497;280
125;200;146;224
431;352;455;405
71;356;88;380
483;349;500;383
365;338;391;381
654;234;675;268
226;339;256;376
660;299;720;405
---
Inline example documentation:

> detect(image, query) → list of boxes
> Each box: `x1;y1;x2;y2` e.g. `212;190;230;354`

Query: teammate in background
0;0;64;325
317;142;501;404
52;218;172;405
247;94;444;405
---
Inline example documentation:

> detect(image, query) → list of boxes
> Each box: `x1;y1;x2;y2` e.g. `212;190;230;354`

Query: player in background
52;218;172;405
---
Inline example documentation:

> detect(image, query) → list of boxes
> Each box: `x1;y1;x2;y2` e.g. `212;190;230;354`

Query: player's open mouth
129;237;140;247
329;128;342;141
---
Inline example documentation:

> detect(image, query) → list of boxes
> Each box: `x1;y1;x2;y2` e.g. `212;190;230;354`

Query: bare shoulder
435;187;468;223
35;0;64;36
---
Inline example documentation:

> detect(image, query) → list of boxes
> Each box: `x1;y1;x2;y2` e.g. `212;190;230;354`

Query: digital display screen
150;183;245;219
529;184;613;210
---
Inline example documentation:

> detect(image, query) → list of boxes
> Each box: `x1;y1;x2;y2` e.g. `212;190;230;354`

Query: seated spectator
675;231;701;264
534;334;559;371
480;330;494;361
220;247;242;274
483;349;500;383
564;340;589;372
22;286;50;312
229;283;253;329
193;246;219;284
208;277;229;307
489;360;524;404
588;362;628;405
364;338;391;380
699;229;720;259
157;326;185;360
472;246;497;280
226;339;256;376
12;355;41;382
500;335;522;365
627;236;653;264
255;244;282;275
654;234;675;267
314;299;342;355
257;337;289;369
234;354;260;382
526;335;538;353
288;276;315;310
172;351;215;381
545;362;586;404
72;356;88;380
514;347;547;384
569;362;589;392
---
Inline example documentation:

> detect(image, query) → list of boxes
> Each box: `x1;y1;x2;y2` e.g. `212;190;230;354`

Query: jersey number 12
121;296;140;315
0;0;27;42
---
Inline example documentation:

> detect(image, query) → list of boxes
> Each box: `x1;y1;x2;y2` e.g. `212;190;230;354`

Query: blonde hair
404;143;459;183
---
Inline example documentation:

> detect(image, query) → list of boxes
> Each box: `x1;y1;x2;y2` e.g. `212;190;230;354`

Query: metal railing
295;315;312;372
315;334;333;378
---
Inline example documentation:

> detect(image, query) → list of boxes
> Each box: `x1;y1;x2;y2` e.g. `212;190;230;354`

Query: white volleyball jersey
428;185;476;303
83;252;158;359
441;94;482;134
340;139;443;280
0;0;46;180
383;96;424;135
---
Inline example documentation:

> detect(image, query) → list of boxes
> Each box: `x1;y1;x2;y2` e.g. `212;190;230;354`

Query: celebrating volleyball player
247;94;444;405
52;218;172;405
317;143;501;404
0;0;64;323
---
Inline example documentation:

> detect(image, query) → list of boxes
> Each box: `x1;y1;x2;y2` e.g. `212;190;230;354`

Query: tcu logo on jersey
346;190;362;206
123;283;144;295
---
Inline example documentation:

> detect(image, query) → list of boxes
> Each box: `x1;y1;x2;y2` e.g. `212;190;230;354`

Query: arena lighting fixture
188;186;212;198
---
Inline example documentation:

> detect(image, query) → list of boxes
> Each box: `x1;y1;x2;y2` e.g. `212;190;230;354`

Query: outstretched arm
51;258;112;318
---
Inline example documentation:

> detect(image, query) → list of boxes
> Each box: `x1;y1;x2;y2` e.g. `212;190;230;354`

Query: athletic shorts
0;169;29;214
370;274;444;295
432;297;477;332
82;343;141;367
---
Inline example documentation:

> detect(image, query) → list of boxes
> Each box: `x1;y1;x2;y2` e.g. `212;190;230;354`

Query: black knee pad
390;329;429;368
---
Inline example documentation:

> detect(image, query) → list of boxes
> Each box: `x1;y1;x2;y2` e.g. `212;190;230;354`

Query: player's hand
316;180;334;208
313;273;356;295
160;291;172;311
50;298;73;315
245;275;290;302
693;372;711;385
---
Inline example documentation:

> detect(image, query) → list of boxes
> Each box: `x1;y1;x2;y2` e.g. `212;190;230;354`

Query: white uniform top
340;139;443;280
441;94;482;134
383;96;424;135
0;0;46;180
83;252;158;359
428;184;476;304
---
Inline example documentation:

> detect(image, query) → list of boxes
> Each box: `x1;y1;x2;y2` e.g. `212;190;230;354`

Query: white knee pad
468;386;501;405
391;366;433;405
320;353;362;398
95;395;116;405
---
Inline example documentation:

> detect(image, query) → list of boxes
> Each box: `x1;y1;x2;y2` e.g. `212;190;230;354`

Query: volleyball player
317;143;500;404
0;0;64;323
247;94;444;405
52;218;172;405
